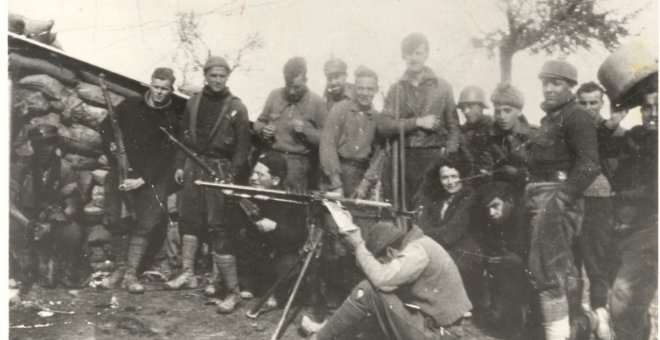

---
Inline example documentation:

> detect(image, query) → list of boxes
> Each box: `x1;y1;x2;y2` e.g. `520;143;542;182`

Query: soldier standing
165;56;251;315
458;85;493;176
525;60;600;340
254;57;327;192
10;125;84;289
99;67;180;294
598;43;657;340
487;83;537;197
376;33;461;210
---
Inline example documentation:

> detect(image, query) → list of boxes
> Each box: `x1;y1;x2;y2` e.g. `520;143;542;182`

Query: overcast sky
8;0;658;126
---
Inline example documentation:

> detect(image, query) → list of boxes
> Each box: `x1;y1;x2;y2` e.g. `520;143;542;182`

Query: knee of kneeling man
353;280;375;300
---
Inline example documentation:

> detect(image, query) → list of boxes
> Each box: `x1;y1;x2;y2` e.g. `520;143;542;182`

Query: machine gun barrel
194;181;395;210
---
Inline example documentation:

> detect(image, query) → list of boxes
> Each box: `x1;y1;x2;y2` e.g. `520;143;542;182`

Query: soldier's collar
349;100;375;116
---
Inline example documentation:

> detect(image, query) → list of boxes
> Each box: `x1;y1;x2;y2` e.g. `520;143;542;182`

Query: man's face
494;104;522;131
541;78;573;107
204;67;229;92
32;140;57;165
577;90;604;120
326;73;347;96
354;76;378;108
285;74;307;101
149;78;174;105
641;92;658;131
439;166;462;195
459;103;484;124
486;197;513;223
403;44;429;73
249;162;280;189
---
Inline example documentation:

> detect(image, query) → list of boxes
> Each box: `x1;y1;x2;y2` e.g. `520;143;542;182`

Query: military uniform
487;117;538;195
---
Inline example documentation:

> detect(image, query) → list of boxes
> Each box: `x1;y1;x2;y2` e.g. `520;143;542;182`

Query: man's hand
174;169;184;184
119;178;145;191
262;124;276;139
291;119;304;134
499;165;519;177
341;228;365;250
415;115;439;131
605;109;628;129
255;218;277;233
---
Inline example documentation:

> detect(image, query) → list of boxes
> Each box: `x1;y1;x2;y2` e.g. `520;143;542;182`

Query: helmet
458;85;488;108
598;41;658;109
539;60;578;85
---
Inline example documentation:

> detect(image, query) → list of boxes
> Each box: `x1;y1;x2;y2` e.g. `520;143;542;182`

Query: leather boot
123;235;148;294
164;235;199;290
567;276;593;340
215;254;240;314
204;252;220;296
99;234;129;289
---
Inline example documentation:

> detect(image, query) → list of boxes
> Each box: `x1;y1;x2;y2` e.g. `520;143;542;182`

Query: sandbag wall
9;47;141;271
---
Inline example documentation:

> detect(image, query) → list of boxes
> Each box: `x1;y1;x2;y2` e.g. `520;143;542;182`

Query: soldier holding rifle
98;68;180;294
165;56;251;315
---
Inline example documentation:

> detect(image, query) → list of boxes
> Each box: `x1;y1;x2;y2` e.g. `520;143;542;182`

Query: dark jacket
488;117;539;190
529;97;601;202
461;115;494;172
100;93;181;185
176;87;251;180
376;66;460;152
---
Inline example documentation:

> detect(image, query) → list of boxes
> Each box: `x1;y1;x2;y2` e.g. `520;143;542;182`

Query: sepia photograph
5;0;658;339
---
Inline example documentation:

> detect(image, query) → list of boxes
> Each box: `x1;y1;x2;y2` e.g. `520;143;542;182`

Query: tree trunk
499;45;515;83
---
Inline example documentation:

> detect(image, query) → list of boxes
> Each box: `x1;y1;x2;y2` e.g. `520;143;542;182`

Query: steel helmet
458;85;488;108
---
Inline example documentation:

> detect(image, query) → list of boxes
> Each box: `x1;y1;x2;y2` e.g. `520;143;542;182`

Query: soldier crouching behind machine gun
10;124;85;292
225;151;308;311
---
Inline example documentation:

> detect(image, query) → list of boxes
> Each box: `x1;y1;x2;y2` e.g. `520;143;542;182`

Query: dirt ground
9;283;505;340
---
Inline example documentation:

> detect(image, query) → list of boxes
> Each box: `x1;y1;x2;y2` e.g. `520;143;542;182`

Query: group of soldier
9;32;657;340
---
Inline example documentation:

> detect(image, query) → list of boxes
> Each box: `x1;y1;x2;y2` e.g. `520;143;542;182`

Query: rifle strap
199;95;238;153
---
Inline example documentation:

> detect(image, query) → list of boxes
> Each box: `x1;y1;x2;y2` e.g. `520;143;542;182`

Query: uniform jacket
488;117;539;188
376;66;460;152
461;115;494;173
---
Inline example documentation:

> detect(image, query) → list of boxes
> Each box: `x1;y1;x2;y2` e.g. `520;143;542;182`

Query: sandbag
12;88;52;116
8;14;25;34
13;113;62;157
18;74;65;100
50;39;63;50
79;71;142;99
76;82;125;107
63;153;101;170
9;53;78;86
58;123;103;156
92;169;108;185
28;30;57;45
56;89;85;122
26;112;62;127
87;224;111;245
20;15;54;36
69;103;108;130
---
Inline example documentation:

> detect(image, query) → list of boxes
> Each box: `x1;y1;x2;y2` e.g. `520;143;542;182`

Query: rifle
159;126;220;182
98;73;134;213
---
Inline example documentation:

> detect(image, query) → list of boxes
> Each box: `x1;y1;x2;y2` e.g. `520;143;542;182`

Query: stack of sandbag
9;49;142;271
9;13;63;49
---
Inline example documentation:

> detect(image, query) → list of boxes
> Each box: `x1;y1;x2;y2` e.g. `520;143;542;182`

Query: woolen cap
257;151;287;180
479;181;513;206
365;222;406;256
324;58;348;75
204;56;230;72
491;83;525;109
539;60;578;85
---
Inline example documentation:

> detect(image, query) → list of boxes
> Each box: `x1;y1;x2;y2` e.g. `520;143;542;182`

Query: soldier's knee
610;277;633;318
353;280;375;300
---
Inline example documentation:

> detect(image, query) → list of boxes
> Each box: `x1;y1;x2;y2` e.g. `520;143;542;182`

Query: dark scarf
144;90;172;110
203;85;231;101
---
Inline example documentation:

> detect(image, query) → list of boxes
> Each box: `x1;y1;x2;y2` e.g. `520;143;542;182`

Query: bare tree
471;0;640;82
172;10;264;94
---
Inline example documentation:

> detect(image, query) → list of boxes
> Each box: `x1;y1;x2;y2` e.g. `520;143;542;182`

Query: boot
567;276;592;340
164;235;198;290
99;235;128;289
122;236;148;294
203;252;220;297
215;254;240;314
594;307;613;340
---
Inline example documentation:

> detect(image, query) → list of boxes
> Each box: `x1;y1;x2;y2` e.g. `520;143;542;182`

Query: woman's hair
416;152;472;200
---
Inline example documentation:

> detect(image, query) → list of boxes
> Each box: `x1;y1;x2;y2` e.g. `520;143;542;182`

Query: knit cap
491;83;525;109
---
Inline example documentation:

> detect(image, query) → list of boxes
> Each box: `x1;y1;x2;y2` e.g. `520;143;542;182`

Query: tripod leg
270;237;320;340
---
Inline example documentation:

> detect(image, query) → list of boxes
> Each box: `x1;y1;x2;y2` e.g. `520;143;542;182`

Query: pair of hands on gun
107;142;146;191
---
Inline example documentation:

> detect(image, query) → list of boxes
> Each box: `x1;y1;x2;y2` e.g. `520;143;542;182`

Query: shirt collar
399;66;438;87
349;100;376;116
